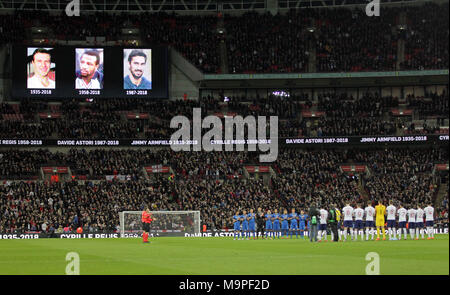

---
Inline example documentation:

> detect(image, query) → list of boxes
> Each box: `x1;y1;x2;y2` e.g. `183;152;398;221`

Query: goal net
119;211;201;238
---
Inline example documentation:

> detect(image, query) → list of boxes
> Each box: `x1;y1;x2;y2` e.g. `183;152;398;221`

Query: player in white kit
386;201;397;240
342;203;354;241
353;204;365;241
407;207;417;240
424;203;435;240
416;205;425;240
318;207;328;242
364;201;376;240
397;204;408;240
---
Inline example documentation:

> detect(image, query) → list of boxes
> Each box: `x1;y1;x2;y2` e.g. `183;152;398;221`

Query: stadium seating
1;89;448;139
0;1;448;237
0;147;447;233
1;2;448;73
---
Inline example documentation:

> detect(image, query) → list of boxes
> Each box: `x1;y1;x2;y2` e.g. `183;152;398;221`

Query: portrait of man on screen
27;48;55;89
123;49;152;90
75;49;103;89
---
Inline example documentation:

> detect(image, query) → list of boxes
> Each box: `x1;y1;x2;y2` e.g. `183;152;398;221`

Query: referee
256;207;265;239
141;207;153;243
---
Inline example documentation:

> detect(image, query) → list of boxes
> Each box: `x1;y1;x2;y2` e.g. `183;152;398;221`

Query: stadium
0;0;448;277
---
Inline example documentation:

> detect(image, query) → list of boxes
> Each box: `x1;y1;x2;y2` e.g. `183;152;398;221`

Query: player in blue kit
272;209;281;239
299;210;308;239
265;210;273;239
232;211;241;240
241;210;249;240
247;209;256;239
281;209;290;238
289;208;299;239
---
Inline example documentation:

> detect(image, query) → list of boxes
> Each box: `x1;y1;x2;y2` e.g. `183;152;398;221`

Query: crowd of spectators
357;148;447;210
0;97;217;139
139;13;220;73
304;92;398;136
271;148;363;213
0;146;447;233
0;150;42;180
436;175;449;227
0;179;155;234
354;148;447;175
0;121;55;139
400;2;449;71
40;117;144;139
407;92;449;120
225;10;311;73
0;10;28;45
308;117;396;137
314;6;398;72
1;2;448;73
363;173;435;208
0;174;283;234
0;148;258;181
0;149;67;180
1;90;448;139
224;2;448;73
317;92;399;117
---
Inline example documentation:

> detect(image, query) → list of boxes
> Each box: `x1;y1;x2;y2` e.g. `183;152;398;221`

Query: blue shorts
234;223;241;231
408;222;415;229
249;223;256;231
281;222;289;230
416;222;424;228
343;221;353;228
355;220;363;229
398;221;407;228
299;223;306;230
387;220;396;228
365;221;375;228
290;223;298;230
266;222;273;230
273;222;281;230
319;224;327;231
242;222;249;231
426;221;434;227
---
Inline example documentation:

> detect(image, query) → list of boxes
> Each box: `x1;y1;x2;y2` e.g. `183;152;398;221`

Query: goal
119;211;201;238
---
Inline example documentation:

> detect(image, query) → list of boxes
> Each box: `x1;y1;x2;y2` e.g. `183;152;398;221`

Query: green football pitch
0;235;448;275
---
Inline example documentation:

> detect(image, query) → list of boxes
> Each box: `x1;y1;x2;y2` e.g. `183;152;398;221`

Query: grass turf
0;235;448;275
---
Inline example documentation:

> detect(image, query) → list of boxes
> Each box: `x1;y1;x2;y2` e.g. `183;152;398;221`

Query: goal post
119;211;201;238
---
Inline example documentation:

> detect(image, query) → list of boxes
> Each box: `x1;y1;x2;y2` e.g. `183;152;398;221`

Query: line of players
232;201;436;241
339;201;436;241
232;208;309;240
380;201;436;241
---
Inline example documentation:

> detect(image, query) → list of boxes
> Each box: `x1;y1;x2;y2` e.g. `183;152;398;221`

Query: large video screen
12;45;168;99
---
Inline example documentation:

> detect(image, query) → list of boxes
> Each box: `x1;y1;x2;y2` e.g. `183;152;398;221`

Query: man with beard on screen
124;49;152;90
